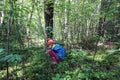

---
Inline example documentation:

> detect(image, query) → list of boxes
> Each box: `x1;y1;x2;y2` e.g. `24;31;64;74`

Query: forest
0;0;120;80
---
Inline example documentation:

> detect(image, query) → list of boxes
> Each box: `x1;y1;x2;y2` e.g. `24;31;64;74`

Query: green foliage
0;48;23;64
0;48;4;55
52;49;119;80
114;33;120;48
101;49;120;66
80;35;99;50
1;47;120;80
0;54;23;63
21;49;89;80
0;0;120;80
51;49;90;80
22;48;50;80
0;49;23;69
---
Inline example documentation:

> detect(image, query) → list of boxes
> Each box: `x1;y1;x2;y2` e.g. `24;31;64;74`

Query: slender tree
98;0;112;37
6;0;12;79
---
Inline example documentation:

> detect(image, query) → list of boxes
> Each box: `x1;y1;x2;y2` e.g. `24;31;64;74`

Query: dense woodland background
0;0;120;80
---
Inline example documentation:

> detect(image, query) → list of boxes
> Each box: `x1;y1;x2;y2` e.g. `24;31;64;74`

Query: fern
0;48;4;55
108;48;120;56
0;54;23;63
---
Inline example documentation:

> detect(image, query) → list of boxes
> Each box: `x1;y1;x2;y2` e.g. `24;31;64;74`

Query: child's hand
45;51;48;54
46;50;51;54
47;50;51;54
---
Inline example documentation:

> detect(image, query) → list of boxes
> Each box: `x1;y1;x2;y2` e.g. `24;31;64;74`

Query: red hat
47;39;55;46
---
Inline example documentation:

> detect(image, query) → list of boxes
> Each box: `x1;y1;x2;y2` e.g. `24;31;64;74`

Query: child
47;39;66;64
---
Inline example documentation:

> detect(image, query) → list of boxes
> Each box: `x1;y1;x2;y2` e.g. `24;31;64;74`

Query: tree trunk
44;0;54;40
98;0;112;37
98;0;107;37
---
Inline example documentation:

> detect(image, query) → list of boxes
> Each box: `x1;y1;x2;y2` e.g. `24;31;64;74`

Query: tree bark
98;0;112;37
98;0;107;37
44;0;54;40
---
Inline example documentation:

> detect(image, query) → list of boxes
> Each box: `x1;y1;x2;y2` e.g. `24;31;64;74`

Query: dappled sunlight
0;0;119;79
94;54;107;62
0;70;6;79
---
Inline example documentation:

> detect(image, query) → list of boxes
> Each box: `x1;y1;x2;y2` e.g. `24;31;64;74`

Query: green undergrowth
22;48;120;80
0;47;120;80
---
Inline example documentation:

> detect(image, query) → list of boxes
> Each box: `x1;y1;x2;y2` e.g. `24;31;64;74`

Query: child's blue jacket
52;43;66;59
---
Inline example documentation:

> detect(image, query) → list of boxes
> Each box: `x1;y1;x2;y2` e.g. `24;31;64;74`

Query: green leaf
78;73;85;79
0;48;4;53
108;49;120;55
0;54;23;62
0;48;4;55
0;1;4;6
0;54;13;62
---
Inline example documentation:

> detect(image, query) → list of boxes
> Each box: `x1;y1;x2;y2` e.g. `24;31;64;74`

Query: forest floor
0;45;120;80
